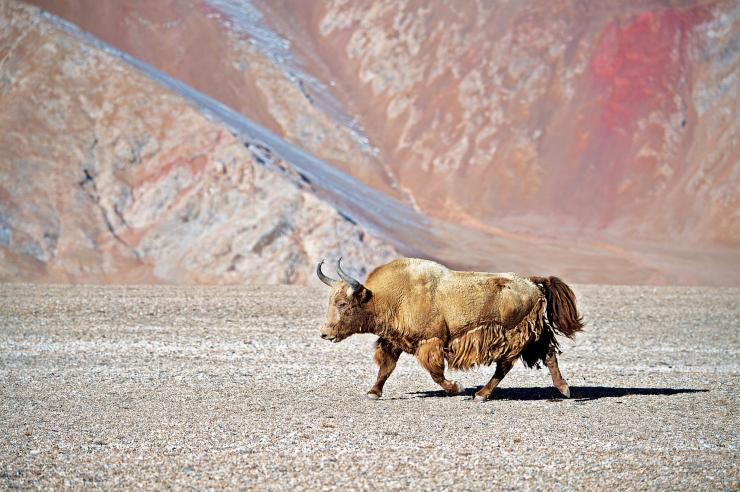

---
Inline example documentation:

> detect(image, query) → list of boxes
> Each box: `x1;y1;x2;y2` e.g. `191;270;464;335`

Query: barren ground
0;283;738;490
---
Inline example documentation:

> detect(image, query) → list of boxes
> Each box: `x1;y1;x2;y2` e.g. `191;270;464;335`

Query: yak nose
321;333;329;339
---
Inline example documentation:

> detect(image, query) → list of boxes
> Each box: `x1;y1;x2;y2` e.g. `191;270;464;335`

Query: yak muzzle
320;328;339;343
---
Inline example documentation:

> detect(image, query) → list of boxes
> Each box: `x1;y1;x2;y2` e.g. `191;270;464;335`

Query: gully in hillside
317;257;584;401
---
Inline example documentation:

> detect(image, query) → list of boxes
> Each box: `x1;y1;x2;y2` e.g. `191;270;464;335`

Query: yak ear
351;285;372;304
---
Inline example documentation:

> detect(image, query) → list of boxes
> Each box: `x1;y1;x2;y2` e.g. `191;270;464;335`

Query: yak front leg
546;346;570;398
367;338;402;400
416;338;463;395
474;360;515;401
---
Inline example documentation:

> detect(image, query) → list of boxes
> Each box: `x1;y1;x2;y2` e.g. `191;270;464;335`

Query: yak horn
316;259;337;287
336;257;363;292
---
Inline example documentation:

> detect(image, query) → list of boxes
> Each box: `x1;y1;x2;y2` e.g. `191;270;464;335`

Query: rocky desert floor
0;283;738;490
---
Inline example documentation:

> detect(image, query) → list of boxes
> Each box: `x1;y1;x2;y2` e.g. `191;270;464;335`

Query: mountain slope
0;0;396;284
10;0;740;285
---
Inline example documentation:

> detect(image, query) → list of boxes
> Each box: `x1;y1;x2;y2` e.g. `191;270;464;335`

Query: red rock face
12;0;740;285
304;0;738;246
563;7;711;226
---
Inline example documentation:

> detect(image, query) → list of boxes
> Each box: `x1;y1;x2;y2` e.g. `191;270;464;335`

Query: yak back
364;258;543;342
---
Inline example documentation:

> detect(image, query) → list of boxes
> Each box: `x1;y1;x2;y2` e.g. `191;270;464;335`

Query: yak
317;257;584;401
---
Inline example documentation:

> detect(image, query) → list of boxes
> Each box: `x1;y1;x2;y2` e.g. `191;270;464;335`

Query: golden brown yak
317;257;584;401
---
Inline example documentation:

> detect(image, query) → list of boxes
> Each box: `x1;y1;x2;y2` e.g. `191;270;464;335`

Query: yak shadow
406;386;708;402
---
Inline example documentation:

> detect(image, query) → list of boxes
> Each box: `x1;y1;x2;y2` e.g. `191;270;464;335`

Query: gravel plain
0;283;738;490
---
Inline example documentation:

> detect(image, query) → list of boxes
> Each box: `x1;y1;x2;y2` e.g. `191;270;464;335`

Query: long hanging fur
447;296;547;370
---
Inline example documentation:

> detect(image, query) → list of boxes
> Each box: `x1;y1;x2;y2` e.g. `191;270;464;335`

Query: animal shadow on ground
407;386;708;402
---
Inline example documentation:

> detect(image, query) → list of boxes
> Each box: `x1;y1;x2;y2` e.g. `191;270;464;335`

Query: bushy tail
529;276;584;338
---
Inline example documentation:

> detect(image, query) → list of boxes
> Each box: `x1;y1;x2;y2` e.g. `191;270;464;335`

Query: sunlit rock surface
0;1;396;284
11;0;740;285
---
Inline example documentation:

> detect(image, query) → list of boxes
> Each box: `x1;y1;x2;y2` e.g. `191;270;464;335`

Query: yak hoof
559;385;571;398
366;392;381;400
447;381;464;395
473;394;489;402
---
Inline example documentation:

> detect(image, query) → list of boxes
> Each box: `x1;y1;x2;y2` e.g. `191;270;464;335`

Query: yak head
316;258;373;343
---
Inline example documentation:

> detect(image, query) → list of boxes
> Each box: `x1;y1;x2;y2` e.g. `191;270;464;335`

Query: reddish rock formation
288;0;739;248
0;1;396;284
10;0;740;285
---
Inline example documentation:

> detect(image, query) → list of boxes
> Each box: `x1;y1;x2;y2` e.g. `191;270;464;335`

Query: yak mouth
320;333;341;343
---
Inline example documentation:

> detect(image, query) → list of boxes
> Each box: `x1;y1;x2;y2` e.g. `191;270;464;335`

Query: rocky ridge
0;1;396;284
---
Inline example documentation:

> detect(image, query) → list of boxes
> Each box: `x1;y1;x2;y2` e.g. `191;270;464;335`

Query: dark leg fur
520;324;558;368
367;338;402;399
519;313;572;398
416;338;463;395
474;360;514;401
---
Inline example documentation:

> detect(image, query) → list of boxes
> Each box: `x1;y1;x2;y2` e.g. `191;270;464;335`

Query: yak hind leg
473;360;515;401
367;338;402;400
546;346;570;398
416;338;463;395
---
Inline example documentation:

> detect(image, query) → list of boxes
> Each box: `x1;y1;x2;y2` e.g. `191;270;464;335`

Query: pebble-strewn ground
1;283;738;490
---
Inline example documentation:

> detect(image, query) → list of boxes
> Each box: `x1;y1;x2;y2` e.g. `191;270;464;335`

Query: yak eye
337;301;349;308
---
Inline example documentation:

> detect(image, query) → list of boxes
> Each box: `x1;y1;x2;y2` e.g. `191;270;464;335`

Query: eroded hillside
6;0;740;285
0;1;396;284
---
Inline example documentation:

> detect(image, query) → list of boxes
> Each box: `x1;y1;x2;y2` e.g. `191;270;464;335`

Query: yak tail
529;276;584;339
